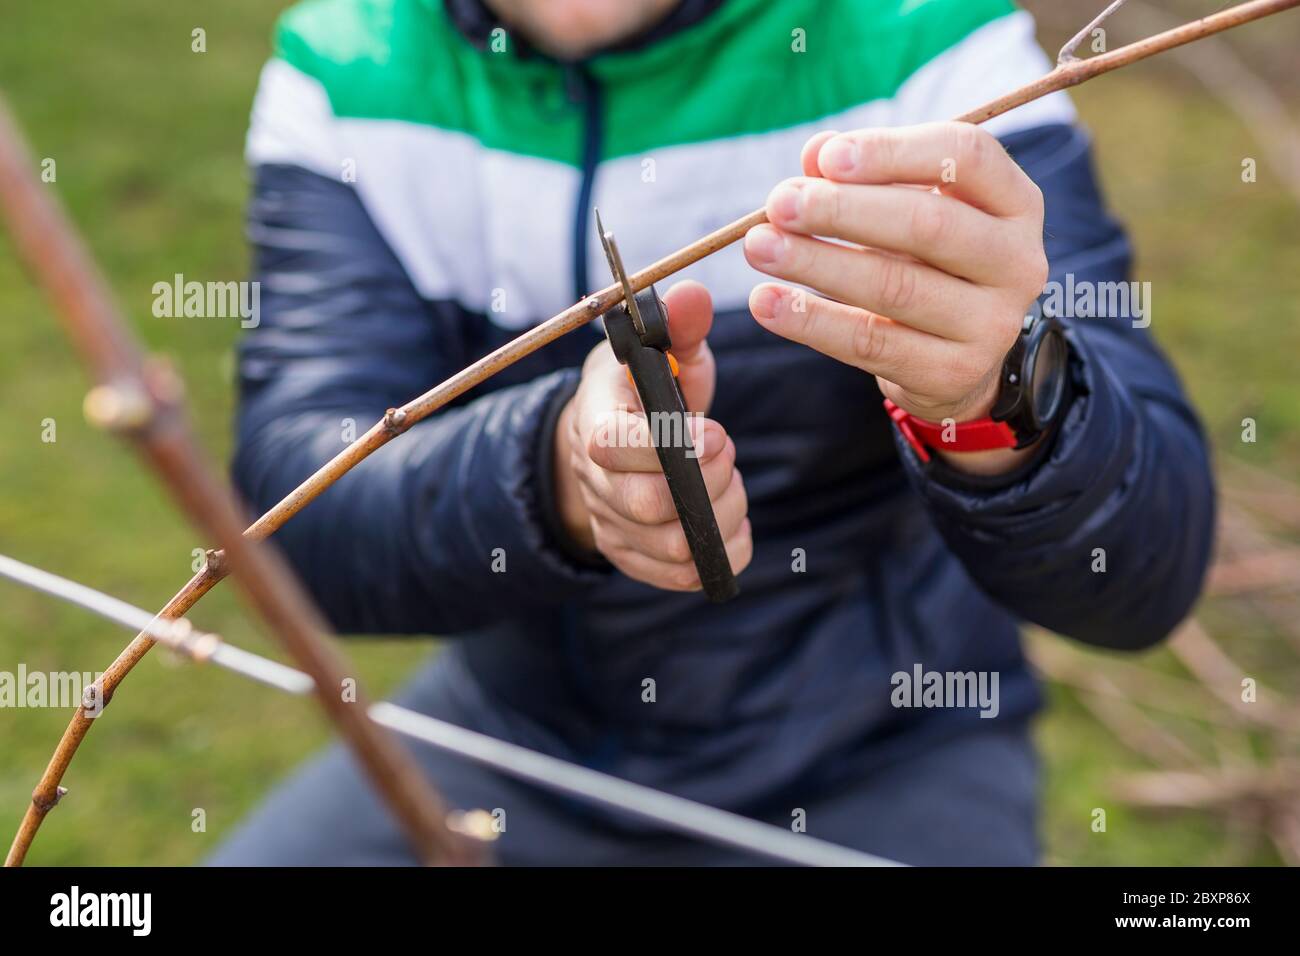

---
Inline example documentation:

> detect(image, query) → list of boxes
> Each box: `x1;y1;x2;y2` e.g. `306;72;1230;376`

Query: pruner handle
603;287;740;604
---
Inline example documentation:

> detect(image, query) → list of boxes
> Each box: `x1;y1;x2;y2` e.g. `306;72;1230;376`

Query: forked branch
1058;0;1133;64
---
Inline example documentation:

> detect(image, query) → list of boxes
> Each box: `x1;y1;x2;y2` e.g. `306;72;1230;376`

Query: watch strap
883;399;1018;463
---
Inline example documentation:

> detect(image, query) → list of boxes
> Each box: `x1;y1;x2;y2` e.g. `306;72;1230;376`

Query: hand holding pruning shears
554;266;749;599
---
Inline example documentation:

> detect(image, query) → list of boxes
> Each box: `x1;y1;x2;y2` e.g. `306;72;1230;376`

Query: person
209;0;1215;865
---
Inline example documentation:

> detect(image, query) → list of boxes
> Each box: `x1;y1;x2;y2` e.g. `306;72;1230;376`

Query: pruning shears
595;209;739;604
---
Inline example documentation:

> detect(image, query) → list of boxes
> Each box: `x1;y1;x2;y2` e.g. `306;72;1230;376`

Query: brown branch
1029;631;1249;725
1170;620;1298;732
1062;674;1204;768
1207;547;1300;595
1110;763;1300;811
1223;459;1300;532
6;0;1298;865
0;99;482;868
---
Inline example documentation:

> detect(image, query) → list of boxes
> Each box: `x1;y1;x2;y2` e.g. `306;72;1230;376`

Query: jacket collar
442;0;726;60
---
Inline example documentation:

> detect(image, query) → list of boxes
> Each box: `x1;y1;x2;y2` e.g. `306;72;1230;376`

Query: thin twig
0;99;480;867
0;554;313;695
1029;632;1249;725
1170;620;1298;731
1058;0;1133;65
1110;763;1299;810
6;0;1299;865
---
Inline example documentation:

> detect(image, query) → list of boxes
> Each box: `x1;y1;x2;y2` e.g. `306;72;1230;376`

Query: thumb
660;280;715;414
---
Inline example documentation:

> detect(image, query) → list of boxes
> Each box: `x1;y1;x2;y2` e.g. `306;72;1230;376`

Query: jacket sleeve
233;160;607;635
892;123;1216;650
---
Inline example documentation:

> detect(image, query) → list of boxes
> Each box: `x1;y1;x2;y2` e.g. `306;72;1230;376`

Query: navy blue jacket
234;1;1215;815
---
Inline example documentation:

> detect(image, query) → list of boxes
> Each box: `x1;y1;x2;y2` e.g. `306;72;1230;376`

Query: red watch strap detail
883;399;1018;463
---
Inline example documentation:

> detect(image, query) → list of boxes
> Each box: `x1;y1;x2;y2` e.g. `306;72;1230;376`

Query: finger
587;434;736;524
660;280;713;359
800;129;839;177
660;280;715;414
589;469;748;565
600;517;753;592
750;282;967;388
723;517;754;576
599;544;703;593
814;122;1040;219
587;412;729;474
577;340;641;417
765;177;1024;284
743;223;983;340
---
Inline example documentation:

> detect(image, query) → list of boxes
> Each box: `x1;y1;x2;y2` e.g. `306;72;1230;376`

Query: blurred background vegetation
1;0;1296;865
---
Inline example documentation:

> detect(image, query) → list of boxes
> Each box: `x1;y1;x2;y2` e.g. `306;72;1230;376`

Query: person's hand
554;280;752;591
744;122;1050;475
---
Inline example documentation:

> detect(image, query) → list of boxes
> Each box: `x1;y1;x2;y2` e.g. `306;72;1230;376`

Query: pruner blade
594;208;647;337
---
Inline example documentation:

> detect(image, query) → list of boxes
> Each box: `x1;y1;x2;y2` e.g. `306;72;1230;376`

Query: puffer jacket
233;0;1215;813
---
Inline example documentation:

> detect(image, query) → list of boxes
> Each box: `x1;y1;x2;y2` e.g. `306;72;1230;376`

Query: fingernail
769;182;802;223
745;226;786;266
750;286;784;323
820;137;859;176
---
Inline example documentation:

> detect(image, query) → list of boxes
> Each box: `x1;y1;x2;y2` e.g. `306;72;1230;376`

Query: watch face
1028;327;1067;428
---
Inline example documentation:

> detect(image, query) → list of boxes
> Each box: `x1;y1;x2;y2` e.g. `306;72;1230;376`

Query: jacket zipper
567;64;603;302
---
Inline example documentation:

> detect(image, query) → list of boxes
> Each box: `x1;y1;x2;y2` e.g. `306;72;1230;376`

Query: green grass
1;2;1296;865
0;0;432;865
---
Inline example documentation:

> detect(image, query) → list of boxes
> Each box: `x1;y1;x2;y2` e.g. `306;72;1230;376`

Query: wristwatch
884;300;1071;463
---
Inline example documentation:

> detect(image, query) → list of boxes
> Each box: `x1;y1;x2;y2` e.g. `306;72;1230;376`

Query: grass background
1;0;1296;865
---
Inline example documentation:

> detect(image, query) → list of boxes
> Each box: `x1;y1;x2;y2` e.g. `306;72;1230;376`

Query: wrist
932;374;1032;476
934;437;1037;476
886;299;1070;478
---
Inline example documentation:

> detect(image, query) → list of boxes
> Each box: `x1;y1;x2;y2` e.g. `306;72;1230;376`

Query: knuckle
665;564;702;592
719;431;739;471
730;469;749;514
590;521;619;557
952;123;992;171
787;292;819;339
708;438;739;494
809;179;844;232
584;411;617;462
727;524;754;575
623;477;668;524
875;255;917;315
908;197;950;248
1024;249;1050;294
735;535;754;573
781;232;810;275
859;128;894;171
626;413;653;449
851;310;890;367
1000;308;1026;349
664;531;693;564
1025;178;1046;217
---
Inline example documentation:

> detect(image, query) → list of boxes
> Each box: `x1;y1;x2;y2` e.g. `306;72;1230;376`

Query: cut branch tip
83;381;154;433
